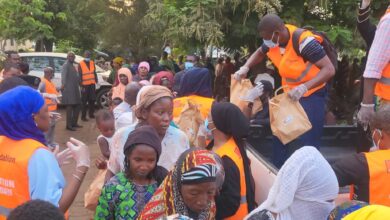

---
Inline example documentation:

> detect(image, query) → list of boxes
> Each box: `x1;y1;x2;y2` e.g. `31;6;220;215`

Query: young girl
112;67;132;100
95;125;166;220
96;109;115;160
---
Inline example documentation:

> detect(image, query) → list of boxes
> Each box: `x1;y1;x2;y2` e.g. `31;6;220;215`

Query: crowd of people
0;0;389;219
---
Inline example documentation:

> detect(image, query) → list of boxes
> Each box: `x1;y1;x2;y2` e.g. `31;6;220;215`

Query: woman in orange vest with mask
206;102;256;219
332;105;390;206
0;86;90;219
234;14;336;168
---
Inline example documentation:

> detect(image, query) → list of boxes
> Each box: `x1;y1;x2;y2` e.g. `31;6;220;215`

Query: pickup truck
247;124;359;204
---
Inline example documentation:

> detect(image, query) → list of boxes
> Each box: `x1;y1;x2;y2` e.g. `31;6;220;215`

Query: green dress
95;172;158;220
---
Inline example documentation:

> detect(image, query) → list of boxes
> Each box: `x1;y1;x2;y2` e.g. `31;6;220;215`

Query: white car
19;52;112;108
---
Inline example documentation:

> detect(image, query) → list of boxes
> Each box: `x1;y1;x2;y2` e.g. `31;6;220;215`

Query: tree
0;0;63;50
142;0;282;53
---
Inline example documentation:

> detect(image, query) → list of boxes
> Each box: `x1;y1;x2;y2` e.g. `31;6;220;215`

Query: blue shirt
28;148;65;206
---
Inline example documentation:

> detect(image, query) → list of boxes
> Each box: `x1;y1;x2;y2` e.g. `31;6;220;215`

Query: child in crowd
96;109;115;160
110;97;123;112
8;200;65;220
95;125;166;220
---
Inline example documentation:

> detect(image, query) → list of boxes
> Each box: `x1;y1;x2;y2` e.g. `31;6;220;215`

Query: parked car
19;52;112;108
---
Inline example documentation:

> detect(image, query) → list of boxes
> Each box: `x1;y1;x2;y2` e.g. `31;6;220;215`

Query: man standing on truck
78;50;98;121
357;5;390;128
234;14;336;168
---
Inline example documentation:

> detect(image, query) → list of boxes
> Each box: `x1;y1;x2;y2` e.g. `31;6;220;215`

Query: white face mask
371;129;382;151
263;31;279;48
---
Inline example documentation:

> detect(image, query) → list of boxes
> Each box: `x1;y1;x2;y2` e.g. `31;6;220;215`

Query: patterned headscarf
138;149;224;220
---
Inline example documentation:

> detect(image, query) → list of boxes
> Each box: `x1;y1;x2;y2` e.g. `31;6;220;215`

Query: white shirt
113;102;136;130
108;124;190;173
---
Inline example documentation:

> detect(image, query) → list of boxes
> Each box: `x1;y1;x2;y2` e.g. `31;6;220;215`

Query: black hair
6;51;18;58
95;109;114;125
123;143;166;184
19;62;30;74
8;199;65;220
4;62;20;72
111;97;123;106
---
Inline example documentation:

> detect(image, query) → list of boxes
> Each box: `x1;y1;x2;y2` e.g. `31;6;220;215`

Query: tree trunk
43;38;54;52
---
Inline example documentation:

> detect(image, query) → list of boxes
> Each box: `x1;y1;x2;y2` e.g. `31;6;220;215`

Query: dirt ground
55;108;101;220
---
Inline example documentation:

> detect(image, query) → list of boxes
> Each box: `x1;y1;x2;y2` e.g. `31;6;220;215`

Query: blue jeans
272;88;326;168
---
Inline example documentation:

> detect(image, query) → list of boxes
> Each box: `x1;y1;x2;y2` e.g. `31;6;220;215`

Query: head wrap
328;201;369;220
0;86;46;144
210;102;255;211
112;68;133;100
134;85;173;119
246;147;339;220
139;149;224;220
113;57;124;65
152;71;174;89
179;67;212;98
0;77;28;94
123;125;162;157
138;61;150;72
17;75;41;89
342;205;390;220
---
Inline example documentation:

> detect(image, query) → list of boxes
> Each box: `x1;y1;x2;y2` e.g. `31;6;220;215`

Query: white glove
233;66;249;81
357;103;375;130
241;82;264;102
42;93;60;104
288;84;308;101
67;137;90;168
53;145;73;167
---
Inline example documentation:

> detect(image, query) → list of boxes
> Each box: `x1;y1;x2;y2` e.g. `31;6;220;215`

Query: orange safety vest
0;136;48;220
267;24;325;97
42;78;59;111
173;95;214;120
215;138;248;219
79;60;96;86
374;8;390;101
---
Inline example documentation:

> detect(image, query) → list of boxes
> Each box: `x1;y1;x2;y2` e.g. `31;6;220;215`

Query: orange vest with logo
374;8;390;101
79;60;96;86
365;149;390;206
215;138;248;219
42;78;59;111
267;24;325;97
0;136;48;220
173;95;214;120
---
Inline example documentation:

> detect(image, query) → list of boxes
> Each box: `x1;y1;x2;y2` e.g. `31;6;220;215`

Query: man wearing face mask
332;105;390;206
234;14;335;168
78;50;98;122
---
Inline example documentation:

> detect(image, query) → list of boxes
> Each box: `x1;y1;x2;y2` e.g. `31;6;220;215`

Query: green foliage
54;39;82;54
0;0;55;41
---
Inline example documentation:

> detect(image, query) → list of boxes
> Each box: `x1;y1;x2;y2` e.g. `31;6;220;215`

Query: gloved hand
241;82;264;102
52;145;73;167
357;103;375;130
288;84;308;101
42;93;60;104
67;137;90;168
233;66;249;81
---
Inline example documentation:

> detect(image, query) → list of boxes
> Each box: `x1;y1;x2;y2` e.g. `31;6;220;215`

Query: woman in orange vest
332;105;390;206
234;14;336;168
206;102;256;219
0;86;90;219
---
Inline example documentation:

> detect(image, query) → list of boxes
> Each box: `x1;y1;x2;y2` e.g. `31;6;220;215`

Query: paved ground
55;108;100;220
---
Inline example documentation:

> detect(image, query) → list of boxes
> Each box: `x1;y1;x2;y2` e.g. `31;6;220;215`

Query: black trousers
81;84;96;119
66;104;81;128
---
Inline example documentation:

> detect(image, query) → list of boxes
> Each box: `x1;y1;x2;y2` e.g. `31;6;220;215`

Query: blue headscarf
179;67;213;98
0;86;46;144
